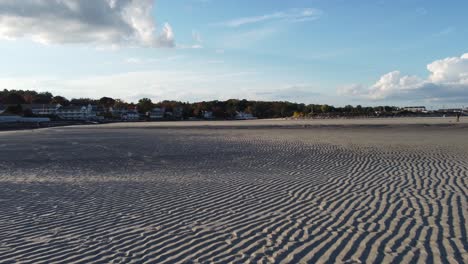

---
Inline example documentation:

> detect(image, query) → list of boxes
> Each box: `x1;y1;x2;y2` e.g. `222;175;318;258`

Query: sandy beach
1;118;467;263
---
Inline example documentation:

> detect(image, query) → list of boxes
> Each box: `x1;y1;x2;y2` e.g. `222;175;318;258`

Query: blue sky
0;0;467;107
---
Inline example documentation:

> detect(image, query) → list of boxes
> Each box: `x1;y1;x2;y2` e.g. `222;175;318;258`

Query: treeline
1;89;401;119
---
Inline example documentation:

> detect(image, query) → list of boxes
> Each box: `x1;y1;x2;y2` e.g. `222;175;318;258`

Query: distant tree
51;96;70;106
212;105;226;119
70;98;96;106
344;105;354;113
99;97;116;109
225;99;239;118
32;92;53;104
192;102;206;118
113;99;128;109
23;108;34;117
3;93;26;104
137;98;154;114
22;91;38;104
321;104;331;113
5;104;23;115
244;105;254;114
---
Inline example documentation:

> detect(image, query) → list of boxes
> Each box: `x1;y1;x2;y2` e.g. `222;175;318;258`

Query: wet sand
0;119;467;263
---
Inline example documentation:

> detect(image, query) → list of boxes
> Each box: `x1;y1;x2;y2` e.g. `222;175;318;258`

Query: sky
0;0;467;108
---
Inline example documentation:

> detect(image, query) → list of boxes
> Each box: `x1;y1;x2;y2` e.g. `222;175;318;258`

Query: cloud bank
339;53;468;103
0;0;174;47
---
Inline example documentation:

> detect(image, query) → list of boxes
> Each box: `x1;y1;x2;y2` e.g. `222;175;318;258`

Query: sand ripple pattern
0;128;467;263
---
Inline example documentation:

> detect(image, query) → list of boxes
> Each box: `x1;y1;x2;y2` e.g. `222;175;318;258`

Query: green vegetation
1;89;402;119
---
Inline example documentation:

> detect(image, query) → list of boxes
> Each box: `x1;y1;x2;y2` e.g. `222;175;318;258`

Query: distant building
173;107;184;119
402;106;426;112
122;111;140;121
437;108;463;113
203;111;213;119
29;104;61;116
56;104;97;120
109;107;127;118
235;111;256;120
93;105;107;116
149;107;165;120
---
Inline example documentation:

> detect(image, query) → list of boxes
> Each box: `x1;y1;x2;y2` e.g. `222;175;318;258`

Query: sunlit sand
1;119;467;263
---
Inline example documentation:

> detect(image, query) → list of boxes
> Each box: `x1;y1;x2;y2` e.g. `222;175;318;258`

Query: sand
0;119;467;263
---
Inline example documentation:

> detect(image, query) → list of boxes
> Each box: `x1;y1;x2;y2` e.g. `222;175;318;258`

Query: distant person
456;112;461;122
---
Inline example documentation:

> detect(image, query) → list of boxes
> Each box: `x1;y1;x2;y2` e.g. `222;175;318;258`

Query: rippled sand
1;120;467;263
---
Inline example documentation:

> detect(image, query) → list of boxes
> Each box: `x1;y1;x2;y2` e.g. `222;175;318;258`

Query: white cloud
0;0;174;47
368;71;424;100
337;84;366;97
339;53;468;103
427;53;468;84
220;8;322;27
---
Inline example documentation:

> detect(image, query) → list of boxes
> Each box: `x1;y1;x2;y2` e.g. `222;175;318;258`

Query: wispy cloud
124;55;184;64
219;8;322;28
432;27;456;37
221;27;277;48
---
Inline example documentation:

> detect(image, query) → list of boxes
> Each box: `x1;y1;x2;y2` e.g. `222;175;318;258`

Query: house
122;111;140;121
93;105;108;116
402;106;426;112
235;111;256;120
56;104;97;120
203;111;213;119
173;107;184;119
109;107;128;118
29;104;61;116
149;107;165;120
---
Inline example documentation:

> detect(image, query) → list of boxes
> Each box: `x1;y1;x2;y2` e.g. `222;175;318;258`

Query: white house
235;111;256;120
402;106;426;112
149;108;165;119
30;104;61;116
56;104;97;120
109;107;127;118
203;111;213;119
122;111;140;121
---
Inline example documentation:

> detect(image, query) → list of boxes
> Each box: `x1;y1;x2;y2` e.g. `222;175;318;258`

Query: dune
0;120;467;263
